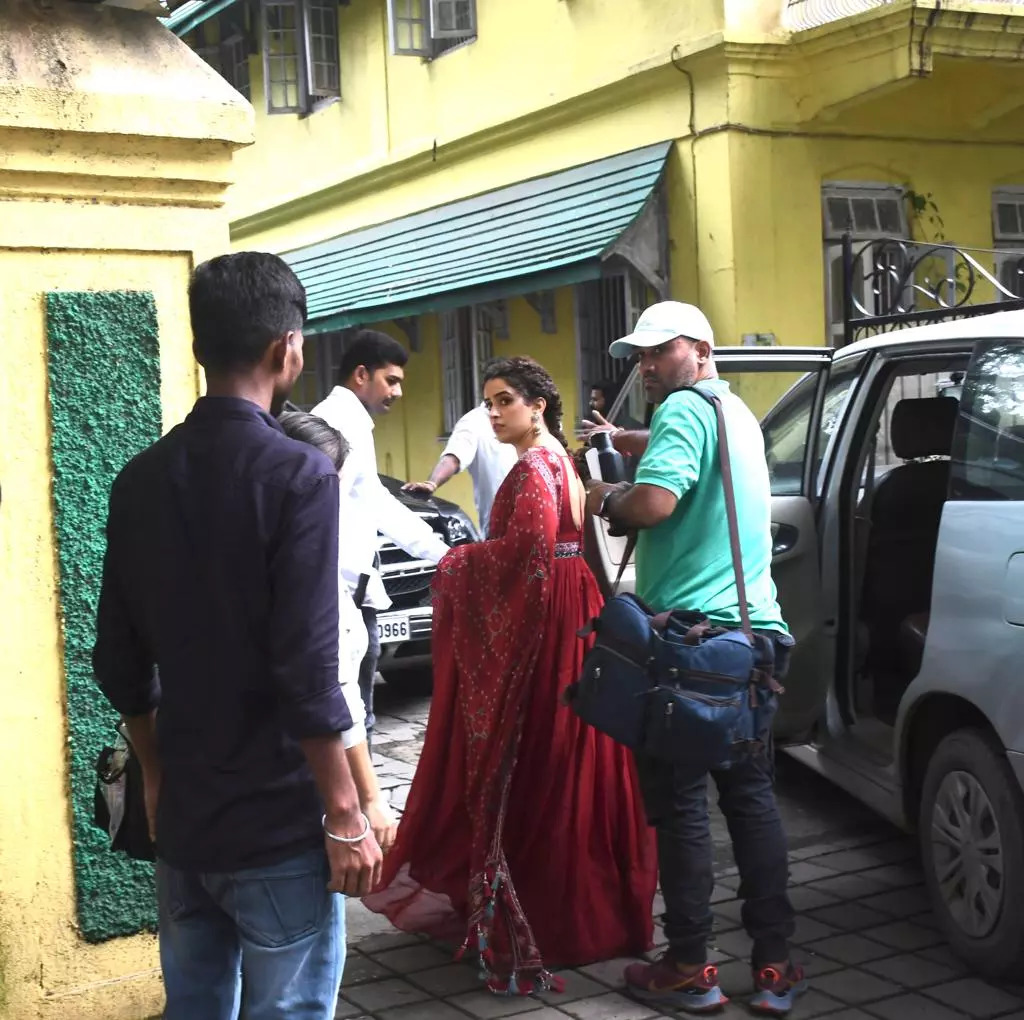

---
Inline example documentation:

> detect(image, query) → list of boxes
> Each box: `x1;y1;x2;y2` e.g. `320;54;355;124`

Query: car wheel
918;727;1024;979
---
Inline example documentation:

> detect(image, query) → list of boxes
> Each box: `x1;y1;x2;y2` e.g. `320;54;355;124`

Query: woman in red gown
364;357;657;994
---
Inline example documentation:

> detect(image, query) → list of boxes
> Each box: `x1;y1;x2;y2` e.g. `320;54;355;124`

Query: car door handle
771;523;799;556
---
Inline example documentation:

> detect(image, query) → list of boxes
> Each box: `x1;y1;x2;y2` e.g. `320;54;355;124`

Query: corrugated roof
284;141;672;332
160;0;240;35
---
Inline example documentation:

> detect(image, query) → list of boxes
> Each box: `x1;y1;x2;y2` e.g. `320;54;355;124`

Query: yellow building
169;0;1024;521
0;1;251;1017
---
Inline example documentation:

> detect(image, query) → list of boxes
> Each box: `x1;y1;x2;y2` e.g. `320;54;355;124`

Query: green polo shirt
634;380;788;632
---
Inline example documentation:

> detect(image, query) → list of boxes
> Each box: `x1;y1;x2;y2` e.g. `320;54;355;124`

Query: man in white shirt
312;330;449;744
403;401;516;535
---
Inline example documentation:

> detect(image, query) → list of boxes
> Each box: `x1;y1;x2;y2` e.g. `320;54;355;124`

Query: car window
758;362;858;497
950;339;1024;501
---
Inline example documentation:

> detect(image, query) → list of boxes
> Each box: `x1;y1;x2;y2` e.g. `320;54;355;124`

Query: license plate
378;614;411;644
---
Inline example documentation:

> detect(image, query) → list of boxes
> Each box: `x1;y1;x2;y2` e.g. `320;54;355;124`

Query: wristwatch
596;488;617;520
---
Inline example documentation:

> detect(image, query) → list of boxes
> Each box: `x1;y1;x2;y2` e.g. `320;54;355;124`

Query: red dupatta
430;447;565;993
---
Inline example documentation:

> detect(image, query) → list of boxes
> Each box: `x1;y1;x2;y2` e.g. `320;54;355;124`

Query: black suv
375;475;478;685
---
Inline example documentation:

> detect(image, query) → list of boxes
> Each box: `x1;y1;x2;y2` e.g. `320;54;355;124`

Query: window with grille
822;183;909;346
440;305;493;433
260;0;340;115
992;189;1024;302
192;13;252;100
388;0;477;58
575;272;652;419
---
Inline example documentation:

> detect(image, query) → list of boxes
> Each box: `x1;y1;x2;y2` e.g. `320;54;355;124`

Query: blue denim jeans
157;848;345;1020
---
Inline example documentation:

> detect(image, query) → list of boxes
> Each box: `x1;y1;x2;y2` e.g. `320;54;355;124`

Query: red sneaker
750;963;807;1014
624;957;728;1014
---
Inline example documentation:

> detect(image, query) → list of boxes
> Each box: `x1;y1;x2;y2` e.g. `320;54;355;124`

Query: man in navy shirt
93;252;381;1020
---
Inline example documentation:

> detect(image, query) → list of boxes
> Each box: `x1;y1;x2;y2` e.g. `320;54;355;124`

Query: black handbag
93;720;156;862
568;388;785;771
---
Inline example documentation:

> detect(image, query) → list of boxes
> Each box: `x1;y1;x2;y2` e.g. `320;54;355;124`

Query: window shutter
441;311;462;433
389;0;431;55
430;0;476;39
471;305;494;399
261;0;304;113
304;0;341;99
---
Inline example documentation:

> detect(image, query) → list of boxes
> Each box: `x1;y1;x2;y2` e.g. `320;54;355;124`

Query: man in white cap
584;301;803;1016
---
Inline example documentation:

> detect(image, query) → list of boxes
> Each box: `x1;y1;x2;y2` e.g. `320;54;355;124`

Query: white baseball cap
609;301;715;359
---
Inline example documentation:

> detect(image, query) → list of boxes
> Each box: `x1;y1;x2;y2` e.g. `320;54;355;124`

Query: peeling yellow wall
0;2;252;1017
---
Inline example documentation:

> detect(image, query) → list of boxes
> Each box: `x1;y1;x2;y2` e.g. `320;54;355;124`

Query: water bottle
589;430;625;484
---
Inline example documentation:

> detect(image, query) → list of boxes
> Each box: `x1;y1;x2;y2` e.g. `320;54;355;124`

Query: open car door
583;347;838;742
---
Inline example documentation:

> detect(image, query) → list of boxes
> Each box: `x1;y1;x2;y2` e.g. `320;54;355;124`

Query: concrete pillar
0;3;252;1017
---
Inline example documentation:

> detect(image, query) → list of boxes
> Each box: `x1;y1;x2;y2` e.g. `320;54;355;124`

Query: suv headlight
442;514;472;545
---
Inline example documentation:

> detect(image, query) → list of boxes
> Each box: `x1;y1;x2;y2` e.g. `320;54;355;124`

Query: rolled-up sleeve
268;472;353;739
93;482;159;717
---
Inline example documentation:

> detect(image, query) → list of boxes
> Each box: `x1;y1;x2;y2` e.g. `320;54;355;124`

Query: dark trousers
637;629;795;968
359;607;380;749
639;750;794;967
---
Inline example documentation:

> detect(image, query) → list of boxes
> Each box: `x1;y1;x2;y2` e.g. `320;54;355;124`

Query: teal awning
284;141;672;333
160;0;241;35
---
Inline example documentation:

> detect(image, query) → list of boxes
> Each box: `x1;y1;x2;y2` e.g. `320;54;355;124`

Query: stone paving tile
788;885;842;912
447;989;545;1017
857;863;924;889
789;861;845;885
369;943;455;974
786;989;848;1018
805;873;893;902
811;841;918;872
560;992;658;1020
378;1003;468;1020
536;971;610;1004
920;978;1024;1019
791;915;842;945
356;931;424;954
575;957;640;990
811;968;903;1005
343;953;397;986
406;962;484;998
791;946;846;979
826;1011;885;1020
859;887;932;918
710;928;753;960
343;978;433;1013
334;997;367;1019
807;902;892;932
861;951;966;989
863;992;971;1019
860;921;943;952
803;933;893;966
917;944;971;975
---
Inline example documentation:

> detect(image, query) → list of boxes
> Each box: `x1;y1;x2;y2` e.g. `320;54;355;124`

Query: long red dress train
364;447;657;992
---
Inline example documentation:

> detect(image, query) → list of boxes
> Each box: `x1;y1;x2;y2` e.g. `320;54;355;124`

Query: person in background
584;301;801;1016
365;356;656;995
312;330;449;746
93;252;381;1020
279;410;398;855
402;393;516;536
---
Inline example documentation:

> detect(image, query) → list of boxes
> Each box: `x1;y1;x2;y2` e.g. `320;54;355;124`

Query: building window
575;272;652;418
822;183;909;346
260;0;340;115
992;189;1024;301
388;0;477;59
440;305;493;433
289;331;346;409
193;12;253;100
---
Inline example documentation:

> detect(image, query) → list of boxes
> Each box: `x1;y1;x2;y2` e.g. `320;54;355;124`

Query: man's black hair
338;329;409;383
189;252;307;373
592;379;620;400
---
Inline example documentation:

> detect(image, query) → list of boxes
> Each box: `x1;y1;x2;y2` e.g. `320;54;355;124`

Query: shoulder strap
702;391;753;640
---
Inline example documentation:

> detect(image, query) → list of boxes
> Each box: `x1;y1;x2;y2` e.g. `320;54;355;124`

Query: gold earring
531;411;542;436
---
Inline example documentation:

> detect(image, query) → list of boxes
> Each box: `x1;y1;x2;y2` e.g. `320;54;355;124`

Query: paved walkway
336;688;1024;1020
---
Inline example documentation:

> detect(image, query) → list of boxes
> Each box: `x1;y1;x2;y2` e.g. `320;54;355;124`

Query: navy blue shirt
93;396;351;872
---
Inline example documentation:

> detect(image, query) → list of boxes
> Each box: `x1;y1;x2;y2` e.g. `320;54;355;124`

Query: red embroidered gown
364;447;656;990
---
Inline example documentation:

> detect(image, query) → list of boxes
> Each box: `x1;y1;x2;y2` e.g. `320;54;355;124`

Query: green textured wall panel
46;291;162;942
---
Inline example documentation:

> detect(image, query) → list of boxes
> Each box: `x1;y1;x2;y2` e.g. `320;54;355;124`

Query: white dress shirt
313;386;449;611
442;403;517;536
336;454;368;748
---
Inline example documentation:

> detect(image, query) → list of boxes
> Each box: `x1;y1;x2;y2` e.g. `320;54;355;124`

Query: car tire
918;727;1024;979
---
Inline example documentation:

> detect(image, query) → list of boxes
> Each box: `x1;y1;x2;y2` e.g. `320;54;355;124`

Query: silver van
587;310;1024;979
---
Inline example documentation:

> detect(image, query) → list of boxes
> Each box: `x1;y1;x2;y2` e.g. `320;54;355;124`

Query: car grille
379;510;441;610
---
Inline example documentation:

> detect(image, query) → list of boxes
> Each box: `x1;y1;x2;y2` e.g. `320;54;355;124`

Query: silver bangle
322;812;370;844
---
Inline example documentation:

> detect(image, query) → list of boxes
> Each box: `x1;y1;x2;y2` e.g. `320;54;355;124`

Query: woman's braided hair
483;356;569;450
